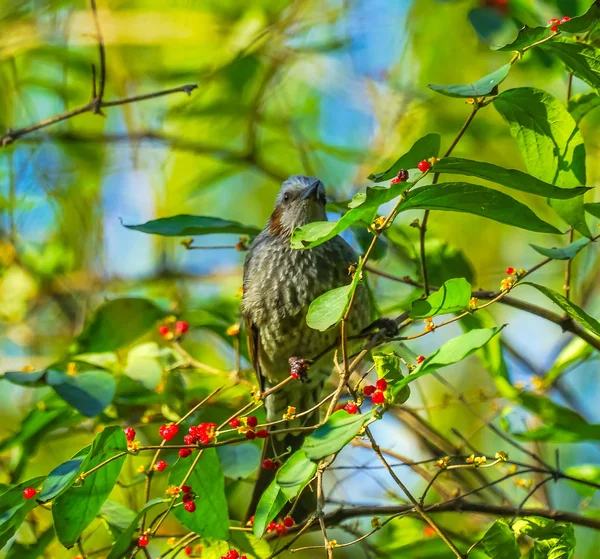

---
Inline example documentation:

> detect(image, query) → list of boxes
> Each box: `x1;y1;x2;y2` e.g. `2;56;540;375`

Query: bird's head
268;175;327;237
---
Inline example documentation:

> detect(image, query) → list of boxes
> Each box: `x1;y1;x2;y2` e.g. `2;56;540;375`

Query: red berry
375;378;387;391
363;385;375;396
138;535;149;547
391;169;409;184
256;429;269;438
158;325;170;337
263;459;273;469
175;320;189;335
246;416;258;428
179;448;192;458
184;500;196;512
229;418;240;428
245;430;256;440
416;355;425;364
23;487;37;500
225;551;240;559
283;516;294;527
183;434;195;445
275;523;288;536
155;460;167;471
183;492;194;502
159;424;178;441
267;521;277;531
548;18;560;25
417;160;431;172
505;267;516;275
560;16;570;23
344;402;358;414
185;546;193;556
182;485;192;493
371;391;385;405
124;427;136;441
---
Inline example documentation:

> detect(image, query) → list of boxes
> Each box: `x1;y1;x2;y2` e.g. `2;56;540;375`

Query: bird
242;175;370;519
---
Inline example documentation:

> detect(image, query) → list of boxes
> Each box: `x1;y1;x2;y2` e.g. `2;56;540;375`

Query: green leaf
123;214;260;237
428;64;511;98
522;283;600;337
432;157;590;199
53;427;127;547
400;327;504;388
585;202;600;218
373;353;410;404
49;370;116;417
0;477;45;549
124;343;165;390
73;298;167;354
530;237;591;260
302;410;374;460
231;530;272;559
541;39;600;90
564;465;600;497
306;270;362;331
568;92;600;123
543;337;593;387
367;134;441;182
5;525;54;559
532;523;575;559
253;479;287;538
409;278;471;318
559;0;600;33
494;88;590;237
168;449;229;540
216;443;260;479
275;450;317;500
2;370;47;386
39;446;91;502
482;519;520;559
100;500;137;535
492;26;551;52
399;182;562;234
512;516;558;538
105;498;167;559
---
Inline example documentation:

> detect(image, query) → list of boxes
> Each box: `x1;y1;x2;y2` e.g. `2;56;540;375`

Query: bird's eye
283;193;290;202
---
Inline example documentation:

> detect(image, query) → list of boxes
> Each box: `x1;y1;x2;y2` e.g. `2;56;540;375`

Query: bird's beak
300;178;321;201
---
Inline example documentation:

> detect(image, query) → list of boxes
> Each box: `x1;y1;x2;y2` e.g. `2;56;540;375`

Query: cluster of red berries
344;401;358;414
182;484;197;512
289;357;310;381
23;487;37;500
229;416;268;440
548;16;570;31
188;422;217;445
159;423;179;441
363;378;388;405
267;516;294;536
158;320;190;339
124;427;136;441
262;458;282;470
390;169;409;185
219;550;247;559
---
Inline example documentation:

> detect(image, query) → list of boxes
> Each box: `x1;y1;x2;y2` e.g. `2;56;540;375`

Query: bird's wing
244;316;264;392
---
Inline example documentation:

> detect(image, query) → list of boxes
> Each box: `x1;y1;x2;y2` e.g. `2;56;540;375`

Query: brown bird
242;175;370;519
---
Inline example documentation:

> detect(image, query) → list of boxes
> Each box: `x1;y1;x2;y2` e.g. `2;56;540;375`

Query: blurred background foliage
0;0;599;557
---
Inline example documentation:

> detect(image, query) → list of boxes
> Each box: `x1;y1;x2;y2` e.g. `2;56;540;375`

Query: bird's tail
246;379;324;523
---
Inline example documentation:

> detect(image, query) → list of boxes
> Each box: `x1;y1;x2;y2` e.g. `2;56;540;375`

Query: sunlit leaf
492;26;551;52
409;278;471;318
432;157;590;198
53;427;127;547
568;92;600;123
559;1;600;33
541;39;600;90
367;134;441;182
398;183;562;234
275;450;317;500
302;410;374;460
428;64;511;98
586;203;600;218
123;214;260;236
543;337;593;388
253;480;287;538
494;88;590;237
563;465;600;497
373;353;410;404
168;449;229;540
482;519;519;559
529;237;591;260
512;516;557;538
